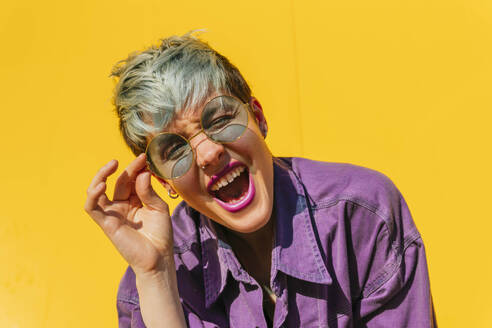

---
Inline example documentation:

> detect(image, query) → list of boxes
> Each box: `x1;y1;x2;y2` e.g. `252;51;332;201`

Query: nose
191;132;225;171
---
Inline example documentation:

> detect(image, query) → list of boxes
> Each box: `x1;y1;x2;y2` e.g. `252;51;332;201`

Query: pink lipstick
207;161;256;212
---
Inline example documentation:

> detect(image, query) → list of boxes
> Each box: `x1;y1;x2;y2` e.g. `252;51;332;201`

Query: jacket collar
200;158;332;308
270;158;332;286
199;213;254;308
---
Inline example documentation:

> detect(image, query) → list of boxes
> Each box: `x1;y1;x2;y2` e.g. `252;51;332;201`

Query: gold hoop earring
168;190;179;199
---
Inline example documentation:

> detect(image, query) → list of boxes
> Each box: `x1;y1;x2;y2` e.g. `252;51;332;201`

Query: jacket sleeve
355;233;437;327
324;164;439;328
116;266;222;328
347;183;437;327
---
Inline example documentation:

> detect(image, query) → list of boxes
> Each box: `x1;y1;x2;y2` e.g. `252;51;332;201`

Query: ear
249;97;268;138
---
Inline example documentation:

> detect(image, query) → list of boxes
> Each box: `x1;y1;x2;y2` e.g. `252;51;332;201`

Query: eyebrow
152;94;222;139
159;112;202;140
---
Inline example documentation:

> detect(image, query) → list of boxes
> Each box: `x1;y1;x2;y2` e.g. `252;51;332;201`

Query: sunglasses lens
202;96;248;143
146;133;193;179
146;96;249;180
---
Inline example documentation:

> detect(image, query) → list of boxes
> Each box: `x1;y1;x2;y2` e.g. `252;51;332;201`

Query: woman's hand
84;153;174;276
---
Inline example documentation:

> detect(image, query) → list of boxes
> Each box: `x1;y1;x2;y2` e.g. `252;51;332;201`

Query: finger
84;181;109;224
113;153;147;201
135;171;169;212
88;160;118;191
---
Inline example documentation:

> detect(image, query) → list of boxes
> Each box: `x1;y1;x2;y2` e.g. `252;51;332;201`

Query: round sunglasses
146;95;250;180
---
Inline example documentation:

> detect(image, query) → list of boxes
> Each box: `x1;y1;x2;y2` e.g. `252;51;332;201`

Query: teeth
210;166;245;192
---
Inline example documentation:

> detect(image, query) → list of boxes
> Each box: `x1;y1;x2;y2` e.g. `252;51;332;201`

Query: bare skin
223;216;275;288
84;154;186;328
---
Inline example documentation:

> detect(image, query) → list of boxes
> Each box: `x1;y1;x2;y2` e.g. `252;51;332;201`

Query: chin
224;170;274;232
226;200;273;233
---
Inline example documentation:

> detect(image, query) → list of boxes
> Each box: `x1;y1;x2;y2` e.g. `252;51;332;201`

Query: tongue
215;170;249;203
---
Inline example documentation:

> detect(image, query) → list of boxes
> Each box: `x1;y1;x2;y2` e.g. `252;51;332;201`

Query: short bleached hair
110;32;252;156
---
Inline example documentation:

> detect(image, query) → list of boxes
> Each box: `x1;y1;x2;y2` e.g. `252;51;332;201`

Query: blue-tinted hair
110;32;252;155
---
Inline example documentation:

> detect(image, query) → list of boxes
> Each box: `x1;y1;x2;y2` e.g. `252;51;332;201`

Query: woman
84;33;436;327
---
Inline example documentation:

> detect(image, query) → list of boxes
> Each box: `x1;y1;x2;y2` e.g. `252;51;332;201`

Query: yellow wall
1;0;490;326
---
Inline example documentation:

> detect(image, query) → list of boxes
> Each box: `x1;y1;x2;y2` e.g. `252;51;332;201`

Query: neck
226;213;275;256
222;211;276;287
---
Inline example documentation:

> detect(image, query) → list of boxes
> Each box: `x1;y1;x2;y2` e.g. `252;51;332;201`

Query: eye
202;96;244;132
210;114;234;128
164;143;187;160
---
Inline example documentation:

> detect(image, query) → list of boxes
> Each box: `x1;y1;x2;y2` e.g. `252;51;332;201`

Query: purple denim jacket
117;157;437;327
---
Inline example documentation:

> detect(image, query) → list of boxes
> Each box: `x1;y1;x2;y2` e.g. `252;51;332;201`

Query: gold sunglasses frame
145;95;251;180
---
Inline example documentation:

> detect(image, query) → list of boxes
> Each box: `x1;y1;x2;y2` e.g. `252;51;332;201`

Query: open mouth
207;162;255;212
